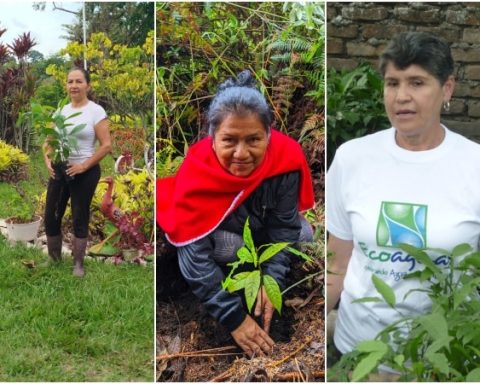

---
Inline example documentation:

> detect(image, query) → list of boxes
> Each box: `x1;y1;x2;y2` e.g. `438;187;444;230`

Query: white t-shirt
59;101;107;164
327;126;480;355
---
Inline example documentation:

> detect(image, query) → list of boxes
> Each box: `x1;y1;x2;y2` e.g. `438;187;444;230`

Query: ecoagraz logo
376;201;427;248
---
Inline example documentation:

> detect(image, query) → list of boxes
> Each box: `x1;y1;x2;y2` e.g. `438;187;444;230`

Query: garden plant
329;243;480;382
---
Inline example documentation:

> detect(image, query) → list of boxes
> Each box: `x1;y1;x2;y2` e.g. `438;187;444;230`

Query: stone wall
327;2;480;141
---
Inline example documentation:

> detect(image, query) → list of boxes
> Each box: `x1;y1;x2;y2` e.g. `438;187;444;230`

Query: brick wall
327;2;480;141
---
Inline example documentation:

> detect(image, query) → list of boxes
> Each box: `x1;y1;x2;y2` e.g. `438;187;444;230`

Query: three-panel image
0;1;479;383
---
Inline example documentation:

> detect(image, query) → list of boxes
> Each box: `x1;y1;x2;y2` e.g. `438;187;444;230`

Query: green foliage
327;63;390;165
157;2;325;179
20;98;86;163
0;31;38;152
0;237;153;381
329;243;480;382
222;218;312;314
0;149;47;220
0;140;29;183
63;2;154;47
91;169;154;244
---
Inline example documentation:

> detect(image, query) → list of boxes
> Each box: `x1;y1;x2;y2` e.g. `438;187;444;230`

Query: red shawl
157;129;314;246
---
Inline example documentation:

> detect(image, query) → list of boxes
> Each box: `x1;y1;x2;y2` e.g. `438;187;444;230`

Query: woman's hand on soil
231;315;274;358
254;286;275;334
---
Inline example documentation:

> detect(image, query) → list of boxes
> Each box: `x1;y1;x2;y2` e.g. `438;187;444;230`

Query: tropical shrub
327;63;390;166
110;122;145;163
90;169;153;243
0;30;38;151
329;243;480;382
0;140;29;183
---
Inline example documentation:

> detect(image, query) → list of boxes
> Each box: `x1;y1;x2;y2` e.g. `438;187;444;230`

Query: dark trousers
44;164;101;239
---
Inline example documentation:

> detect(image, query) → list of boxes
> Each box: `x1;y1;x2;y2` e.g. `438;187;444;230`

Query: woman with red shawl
157;70;314;357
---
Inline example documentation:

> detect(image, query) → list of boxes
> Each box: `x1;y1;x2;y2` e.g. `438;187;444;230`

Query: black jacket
177;171;301;332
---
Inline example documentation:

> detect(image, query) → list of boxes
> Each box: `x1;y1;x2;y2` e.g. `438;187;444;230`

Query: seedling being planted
222;217;312;314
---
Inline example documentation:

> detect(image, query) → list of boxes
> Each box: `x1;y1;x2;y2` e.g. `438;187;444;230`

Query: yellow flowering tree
46;31;154;132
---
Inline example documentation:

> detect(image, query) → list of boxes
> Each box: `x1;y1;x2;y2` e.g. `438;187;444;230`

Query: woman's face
383;63;454;147
66;70;90;102
213;113;268;177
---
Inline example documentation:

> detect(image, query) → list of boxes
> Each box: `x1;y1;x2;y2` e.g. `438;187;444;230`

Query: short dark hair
207;70;273;136
379;32;454;85
68;66;91;84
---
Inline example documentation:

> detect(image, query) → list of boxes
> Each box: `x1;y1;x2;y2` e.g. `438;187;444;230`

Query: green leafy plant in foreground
329;243;480;382
222;217;312;314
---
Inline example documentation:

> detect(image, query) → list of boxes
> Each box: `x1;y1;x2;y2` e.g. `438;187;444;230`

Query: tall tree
63;2;154;47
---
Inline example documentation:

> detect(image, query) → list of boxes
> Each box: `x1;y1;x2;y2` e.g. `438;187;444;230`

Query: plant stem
281;271;321;295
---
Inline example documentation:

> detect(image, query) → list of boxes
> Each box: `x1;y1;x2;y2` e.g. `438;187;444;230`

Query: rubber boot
72;236;88;278
46;234;62;262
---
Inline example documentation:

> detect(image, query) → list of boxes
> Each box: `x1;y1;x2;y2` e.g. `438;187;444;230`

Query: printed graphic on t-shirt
376;201;428;248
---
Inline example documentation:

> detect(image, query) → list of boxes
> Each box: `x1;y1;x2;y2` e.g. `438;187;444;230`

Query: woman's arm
327;234;353;313
67;119;112;176
42;140;55;178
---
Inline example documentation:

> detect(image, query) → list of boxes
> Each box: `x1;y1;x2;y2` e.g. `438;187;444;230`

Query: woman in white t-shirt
327;32;480;370
43;67;111;277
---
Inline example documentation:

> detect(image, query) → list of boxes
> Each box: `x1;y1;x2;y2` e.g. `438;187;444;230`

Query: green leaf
418;313;448;341
351;351;384;382
70;123;86;135
425;352;449;376
244;270;261;313
400;243;441;275
372;274;396;308
286;246;313;262
66;111;82;119
41;128;59;137
243;218;256;263
451;243;472;258
263;274;282;314
461;253;480;269
356;340;388;354
225;272;251;293
393;354;404;368
351;297;382;304
453;279;480;309
426;336;453;355
236;246;254;264
258;242;289;264
466;368;480;382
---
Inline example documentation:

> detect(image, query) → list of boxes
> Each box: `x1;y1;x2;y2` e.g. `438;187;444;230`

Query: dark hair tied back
207;70;273;136
217;70;257;92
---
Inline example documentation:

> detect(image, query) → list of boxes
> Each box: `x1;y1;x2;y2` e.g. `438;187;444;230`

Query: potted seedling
20;99;86;182
5;185;41;242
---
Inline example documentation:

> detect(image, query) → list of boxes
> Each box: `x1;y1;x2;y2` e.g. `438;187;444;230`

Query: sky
0;1;82;57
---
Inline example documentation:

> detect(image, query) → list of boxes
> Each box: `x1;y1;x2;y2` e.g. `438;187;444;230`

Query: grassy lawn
0;237;154;381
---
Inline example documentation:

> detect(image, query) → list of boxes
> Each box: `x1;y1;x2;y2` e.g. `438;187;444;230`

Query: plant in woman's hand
329;243;480;382
222;217;312;314
19;98;86;180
